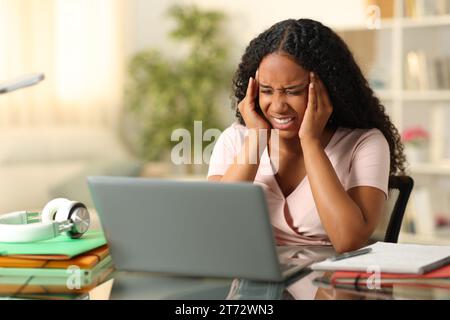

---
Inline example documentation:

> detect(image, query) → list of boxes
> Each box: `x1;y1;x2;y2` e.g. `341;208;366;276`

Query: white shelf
402;90;450;101
399;228;450;245
401;14;450;28
376;90;450;101
335;20;395;32
375;89;394;100
409;163;450;175
336;15;450;32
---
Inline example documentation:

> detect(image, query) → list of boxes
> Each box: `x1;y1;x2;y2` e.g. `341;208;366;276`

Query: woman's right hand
238;70;271;130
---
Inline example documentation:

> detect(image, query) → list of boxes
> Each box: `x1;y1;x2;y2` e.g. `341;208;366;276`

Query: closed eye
286;90;303;95
260;89;305;95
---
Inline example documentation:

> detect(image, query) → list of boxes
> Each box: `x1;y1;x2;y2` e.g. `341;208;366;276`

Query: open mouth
271;116;296;130
272;117;294;125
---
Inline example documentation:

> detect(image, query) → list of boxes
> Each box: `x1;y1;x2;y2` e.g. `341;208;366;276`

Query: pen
328;247;372;261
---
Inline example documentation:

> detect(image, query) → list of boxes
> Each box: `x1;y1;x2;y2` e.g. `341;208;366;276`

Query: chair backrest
384;175;414;243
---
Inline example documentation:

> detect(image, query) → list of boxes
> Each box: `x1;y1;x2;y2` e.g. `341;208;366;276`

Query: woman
207;19;406;253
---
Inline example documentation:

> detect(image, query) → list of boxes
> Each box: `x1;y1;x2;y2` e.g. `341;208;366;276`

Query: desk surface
85;270;450;300
3;245;450;300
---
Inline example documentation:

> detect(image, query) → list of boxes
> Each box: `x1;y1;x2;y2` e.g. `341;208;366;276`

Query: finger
309;72;318;111
308;79;317;112
253;71;259;98
314;74;332;111
246;77;257;106
312;73;324;112
314;75;325;100
246;77;253;99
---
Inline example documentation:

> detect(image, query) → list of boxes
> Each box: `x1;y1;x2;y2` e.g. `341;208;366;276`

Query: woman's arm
300;73;386;253
301;138;385;253
209;71;270;183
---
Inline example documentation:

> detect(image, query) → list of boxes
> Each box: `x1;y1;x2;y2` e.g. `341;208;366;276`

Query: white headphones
0;198;90;243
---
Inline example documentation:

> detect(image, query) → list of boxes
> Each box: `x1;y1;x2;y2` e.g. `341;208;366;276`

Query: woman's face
258;53;310;140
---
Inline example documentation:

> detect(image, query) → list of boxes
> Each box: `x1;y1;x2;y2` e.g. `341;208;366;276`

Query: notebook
0;230;107;259
0;257;114;295
311;242;450;274
330;263;450;289
0;245;109;268
0;255;112;280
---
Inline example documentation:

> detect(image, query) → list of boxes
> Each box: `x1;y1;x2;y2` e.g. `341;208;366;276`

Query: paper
310;242;450;274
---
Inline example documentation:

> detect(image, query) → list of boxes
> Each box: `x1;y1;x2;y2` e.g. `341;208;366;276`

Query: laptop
87;176;327;282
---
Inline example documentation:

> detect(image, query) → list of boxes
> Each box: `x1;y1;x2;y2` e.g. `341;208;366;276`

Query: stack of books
310;242;450;294
328;264;450;290
0;230;113;300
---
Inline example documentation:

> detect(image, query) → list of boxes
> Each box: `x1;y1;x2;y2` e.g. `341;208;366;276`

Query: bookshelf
337;0;450;244
401;14;450;27
376;89;450;100
410;162;450;175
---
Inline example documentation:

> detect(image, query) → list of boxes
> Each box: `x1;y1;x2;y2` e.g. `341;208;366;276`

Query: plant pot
405;145;428;164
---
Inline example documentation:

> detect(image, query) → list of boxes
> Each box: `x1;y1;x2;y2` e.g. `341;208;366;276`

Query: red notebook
331;263;450;289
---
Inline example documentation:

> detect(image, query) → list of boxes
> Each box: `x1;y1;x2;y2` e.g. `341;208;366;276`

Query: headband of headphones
0;198;90;243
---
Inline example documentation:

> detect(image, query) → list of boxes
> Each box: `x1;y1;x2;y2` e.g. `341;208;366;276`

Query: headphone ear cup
41;198;71;222
54;200;77;222
55;200;90;239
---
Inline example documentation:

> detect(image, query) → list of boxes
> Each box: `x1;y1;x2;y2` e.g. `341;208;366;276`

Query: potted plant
401;126;430;164
122;4;232;175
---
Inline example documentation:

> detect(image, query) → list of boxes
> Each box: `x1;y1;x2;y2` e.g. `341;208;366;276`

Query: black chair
383;175;414;243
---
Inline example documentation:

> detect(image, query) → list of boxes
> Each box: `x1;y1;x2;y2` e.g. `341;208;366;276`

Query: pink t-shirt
207;122;391;246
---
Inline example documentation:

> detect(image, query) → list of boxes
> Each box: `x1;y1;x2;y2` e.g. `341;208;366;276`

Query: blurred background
0;0;449;244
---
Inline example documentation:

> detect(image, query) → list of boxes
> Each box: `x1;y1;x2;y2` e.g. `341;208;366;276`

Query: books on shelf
366;0;394;19
405;50;429;90
404;0;450;18
435;57;450;90
405;50;450;90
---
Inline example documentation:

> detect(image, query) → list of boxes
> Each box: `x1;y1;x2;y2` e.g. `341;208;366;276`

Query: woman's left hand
298;72;333;142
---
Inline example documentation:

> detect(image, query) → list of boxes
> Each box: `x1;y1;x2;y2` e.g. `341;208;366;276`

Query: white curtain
0;0;124;127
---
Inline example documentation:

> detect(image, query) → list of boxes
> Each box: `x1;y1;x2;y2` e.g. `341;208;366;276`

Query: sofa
0;126;144;230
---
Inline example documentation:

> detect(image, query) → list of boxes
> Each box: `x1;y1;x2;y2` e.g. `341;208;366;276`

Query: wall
125;0;367;59
124;0;368;124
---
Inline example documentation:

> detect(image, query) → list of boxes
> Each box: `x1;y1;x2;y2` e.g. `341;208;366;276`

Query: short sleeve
346;129;390;199
207;125;243;177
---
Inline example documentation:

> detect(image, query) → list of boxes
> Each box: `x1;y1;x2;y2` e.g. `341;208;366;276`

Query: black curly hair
232;18;406;175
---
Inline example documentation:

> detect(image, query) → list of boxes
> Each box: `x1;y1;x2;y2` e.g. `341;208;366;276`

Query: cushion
0;127;130;164
48;159;144;207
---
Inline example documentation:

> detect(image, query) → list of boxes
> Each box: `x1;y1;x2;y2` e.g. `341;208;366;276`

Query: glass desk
2;245;450;300
85;269;450;300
